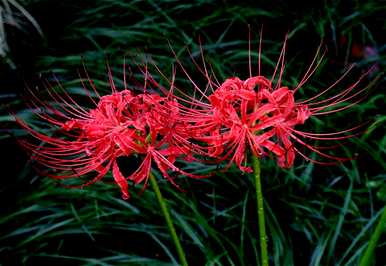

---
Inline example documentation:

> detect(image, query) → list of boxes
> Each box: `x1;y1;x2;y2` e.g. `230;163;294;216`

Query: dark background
0;0;385;265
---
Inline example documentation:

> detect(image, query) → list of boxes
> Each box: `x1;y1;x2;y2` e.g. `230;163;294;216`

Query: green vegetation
0;0;385;265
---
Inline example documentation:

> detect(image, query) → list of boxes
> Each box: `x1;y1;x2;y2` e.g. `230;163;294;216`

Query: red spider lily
18;67;204;199
203;76;312;170
164;32;375;171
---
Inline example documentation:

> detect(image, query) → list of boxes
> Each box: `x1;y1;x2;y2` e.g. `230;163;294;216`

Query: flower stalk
251;155;268;266
149;172;188;266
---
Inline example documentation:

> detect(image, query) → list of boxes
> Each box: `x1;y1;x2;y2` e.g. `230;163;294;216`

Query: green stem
251;155;269;266
149;172;188;266
359;206;386;266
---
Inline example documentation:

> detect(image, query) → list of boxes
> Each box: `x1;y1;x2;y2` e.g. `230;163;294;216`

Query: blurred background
0;0;385;265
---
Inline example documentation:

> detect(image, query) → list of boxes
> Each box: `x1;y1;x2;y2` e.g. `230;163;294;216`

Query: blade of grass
359;205;386;266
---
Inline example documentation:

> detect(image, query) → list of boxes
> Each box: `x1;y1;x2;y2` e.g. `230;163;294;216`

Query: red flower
203;76;309;170
169;35;373;171
18;70;203;199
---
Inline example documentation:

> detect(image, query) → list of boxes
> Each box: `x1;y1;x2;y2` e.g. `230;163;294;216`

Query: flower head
168;33;375;171
205;75;312;170
18;68;202;199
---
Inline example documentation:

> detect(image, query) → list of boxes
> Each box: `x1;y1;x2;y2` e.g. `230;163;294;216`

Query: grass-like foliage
1;0;385;265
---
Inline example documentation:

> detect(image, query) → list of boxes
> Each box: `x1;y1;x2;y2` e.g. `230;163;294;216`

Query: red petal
112;160;130;200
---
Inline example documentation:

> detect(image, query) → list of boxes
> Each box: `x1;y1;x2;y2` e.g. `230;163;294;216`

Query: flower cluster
19;86;202;199
195;76;311;172
172;37;371;172
19;36;372;198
